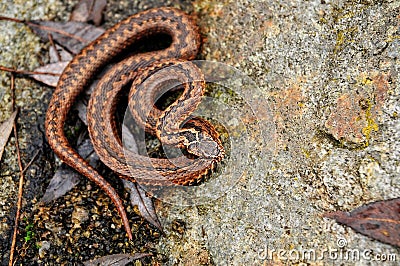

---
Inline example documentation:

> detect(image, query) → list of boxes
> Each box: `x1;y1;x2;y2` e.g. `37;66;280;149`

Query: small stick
0;16;87;43
21;150;40;175
48;33;62;62
8;74;24;266
0;65;60;76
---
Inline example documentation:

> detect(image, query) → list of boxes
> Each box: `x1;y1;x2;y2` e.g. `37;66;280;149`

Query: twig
8;74;25;266
0;150;38;179
0;15;87;43
0;65;60;77
48;33;62;62
21;150;40;175
0;16;24;23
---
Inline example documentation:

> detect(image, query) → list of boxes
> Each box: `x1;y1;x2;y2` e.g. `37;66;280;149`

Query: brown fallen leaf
83;253;152;266
32;47;110;89
28;20;104;53
49;44;73;63
0;110;17;162
74;99;89;125
41;165;81;203
70;0;107;26
120;126;161;231
123;180;163;232
42;138;100;203
325;198;400;247
121;124;139;154
31;61;69;87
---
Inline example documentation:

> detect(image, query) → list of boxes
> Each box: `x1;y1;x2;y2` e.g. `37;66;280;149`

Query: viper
45;7;224;240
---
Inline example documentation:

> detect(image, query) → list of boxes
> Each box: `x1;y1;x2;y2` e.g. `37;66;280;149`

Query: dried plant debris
28;20;104;54
120;127;162;230
30;19;104;87
0;111;17;162
325;198;400;247
83;253;152;266
49;44;73;63
74;99;89;125
123;180;163;232
70;0;107;26
41;164;81;203
73;67;115;125
121;124;139;154
31;61;69;87
42;138;99;203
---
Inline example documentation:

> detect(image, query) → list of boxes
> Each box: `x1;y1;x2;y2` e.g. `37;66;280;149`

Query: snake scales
45;7;224;240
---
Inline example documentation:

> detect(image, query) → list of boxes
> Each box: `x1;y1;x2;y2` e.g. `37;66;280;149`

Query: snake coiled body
45;7;224;240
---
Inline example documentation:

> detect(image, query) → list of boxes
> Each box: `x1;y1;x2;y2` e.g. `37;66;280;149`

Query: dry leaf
72;66;115;124
74;99;89;125
325;198;400;247
120;128;161;231
75;137;100;165
123;180;163;232
83;253;152;266
41;165;81;203
70;0;107;26
122;124;139;154
0;110;17;162
42;138;99;203
28;20;104;53
49;44;73;63
33;48;109;89
32;61;69;87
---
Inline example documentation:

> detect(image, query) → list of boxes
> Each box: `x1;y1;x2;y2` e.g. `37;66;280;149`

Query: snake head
180;118;225;161
186;133;224;160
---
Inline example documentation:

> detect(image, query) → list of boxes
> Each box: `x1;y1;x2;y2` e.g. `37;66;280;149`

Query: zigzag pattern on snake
45;7;224;240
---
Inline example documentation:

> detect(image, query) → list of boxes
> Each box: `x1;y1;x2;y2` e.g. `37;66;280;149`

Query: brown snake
45;7;224;240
